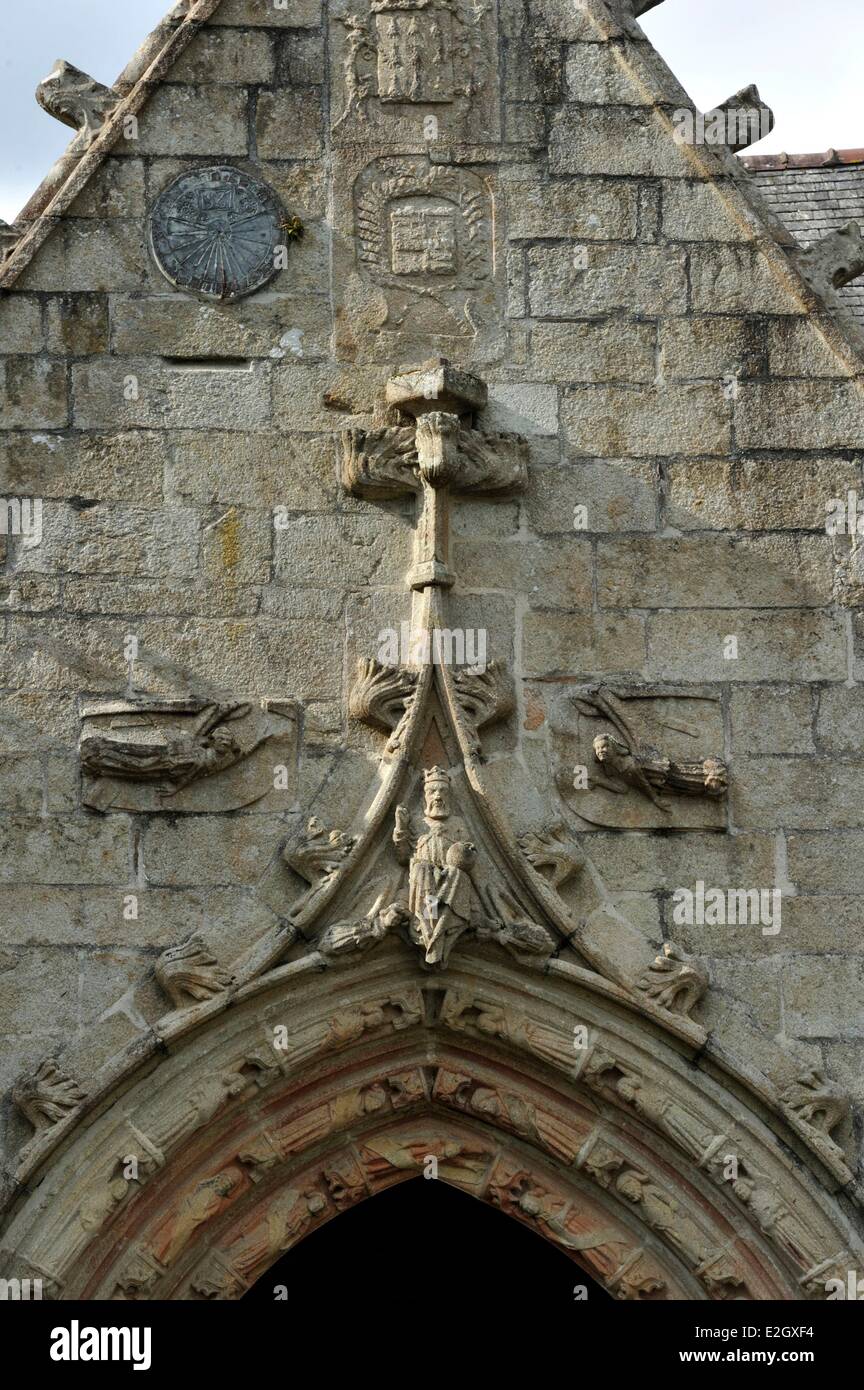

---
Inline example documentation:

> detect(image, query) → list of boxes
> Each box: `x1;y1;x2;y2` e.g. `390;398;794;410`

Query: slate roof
741;149;864;329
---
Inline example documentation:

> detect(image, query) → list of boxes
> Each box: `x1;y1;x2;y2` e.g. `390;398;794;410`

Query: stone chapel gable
0;0;863;1304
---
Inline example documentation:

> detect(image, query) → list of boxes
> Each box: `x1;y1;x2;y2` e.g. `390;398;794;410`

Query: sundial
148;165;285;301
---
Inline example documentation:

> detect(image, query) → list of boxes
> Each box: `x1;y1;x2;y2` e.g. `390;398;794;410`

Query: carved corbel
155;935;233;1010
12;1058;86;1137
794;222;864;296
35;60;120;147
636;941;708;1018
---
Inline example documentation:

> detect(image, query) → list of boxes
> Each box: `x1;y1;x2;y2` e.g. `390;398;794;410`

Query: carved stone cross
340;358;528;595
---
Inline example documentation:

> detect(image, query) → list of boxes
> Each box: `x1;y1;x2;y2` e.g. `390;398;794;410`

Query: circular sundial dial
148;166;285;301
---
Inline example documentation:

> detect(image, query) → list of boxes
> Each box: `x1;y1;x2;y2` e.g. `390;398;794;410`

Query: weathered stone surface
273;514;411;589
0;0;862;1293
661;180;762;242
110;293;330;360
0;295;44;353
71;360;273;430
815;686;864;753
210;0;322;25
0;815;130;884
0;357;68;428
531;320;656;382
256;90;324;160
732;757;864;830
453;536;593;608
168;27;276;83
597;536;833;608
527;459;657;532
735;381;864;450
783;957;864;1038
730;686;815;755
658;317;765;382
666;458;860;531
0;431;165;505
689;245;807;315
522;610;646;675
17;502;201;579
505;175;638;240
129;84;249;155
563;384;731;456
528;243;687;317
766;316;855;378
143;816;287;887
550;106;703;178
787;831;864;892
646;610;847;682
46;294;109;355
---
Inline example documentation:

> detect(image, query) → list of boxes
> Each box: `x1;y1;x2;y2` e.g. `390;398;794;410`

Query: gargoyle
35;60;119;146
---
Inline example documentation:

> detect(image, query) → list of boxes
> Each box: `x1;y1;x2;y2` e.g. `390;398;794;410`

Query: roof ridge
741;147;864;173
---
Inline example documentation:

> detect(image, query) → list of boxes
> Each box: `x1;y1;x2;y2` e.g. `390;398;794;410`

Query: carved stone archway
2;943;861;1302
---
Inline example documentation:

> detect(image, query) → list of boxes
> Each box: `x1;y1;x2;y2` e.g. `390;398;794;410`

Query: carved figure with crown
392;767;477;966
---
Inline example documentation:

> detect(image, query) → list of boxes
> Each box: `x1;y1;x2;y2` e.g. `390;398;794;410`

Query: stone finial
629;0;666;13
636;941;708;1018
12;1058;86;1136
35;60;119;146
155;935;233;1010
706;83;774;153
795;222;864;295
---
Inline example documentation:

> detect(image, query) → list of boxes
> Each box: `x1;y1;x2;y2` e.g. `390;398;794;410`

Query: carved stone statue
284;816;357;887
575;686;727;809
518;825;583;890
592;732;728;804
393;766;476;965
561;686;728;829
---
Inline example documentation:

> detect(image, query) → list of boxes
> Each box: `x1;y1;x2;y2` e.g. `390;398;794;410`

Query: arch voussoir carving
1;948;860;1302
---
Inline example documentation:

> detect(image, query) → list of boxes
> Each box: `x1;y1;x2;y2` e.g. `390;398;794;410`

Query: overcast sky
0;0;862;222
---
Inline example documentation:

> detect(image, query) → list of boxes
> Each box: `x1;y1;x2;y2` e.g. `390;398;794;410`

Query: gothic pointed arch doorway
2;945;861;1302
243;1177;614;1307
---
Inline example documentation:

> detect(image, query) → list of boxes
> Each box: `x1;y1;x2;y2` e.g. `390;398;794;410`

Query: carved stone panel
553;687;728;830
79;697;296;812
334;156;503;361
330;0;499;144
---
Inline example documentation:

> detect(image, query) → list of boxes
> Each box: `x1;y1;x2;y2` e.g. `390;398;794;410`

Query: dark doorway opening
243;1177;613;1310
